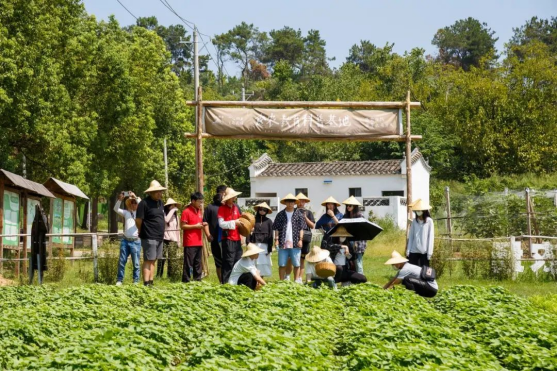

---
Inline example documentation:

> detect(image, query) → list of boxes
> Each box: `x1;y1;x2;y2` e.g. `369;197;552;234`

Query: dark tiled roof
0;169;55;198
258;159;402;177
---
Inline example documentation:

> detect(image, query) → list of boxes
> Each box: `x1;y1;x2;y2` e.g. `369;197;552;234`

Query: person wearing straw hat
295;192;315;281
218;187;243;284
156;198;181;279
114;191;142;285
406;200;434;267
136;180;167;286
228;243;267;290
305;246;336;289
203;185;227;283
180;192;207;283
341;196;367;275
383;250;438;297
249;202;274;277
315;196;343;237
326;226;367;285
272;193;307;282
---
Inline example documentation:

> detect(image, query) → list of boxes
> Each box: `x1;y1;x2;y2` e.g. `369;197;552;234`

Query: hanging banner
52;198;63;244
26;199;41;247
205;108;400;138
2;191;20;246
62;200;74;245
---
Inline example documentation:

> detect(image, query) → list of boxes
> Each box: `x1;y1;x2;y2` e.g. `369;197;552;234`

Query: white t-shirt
285;211;294;248
334;248;346;266
397;263;438;290
305;257;333;279
229;257;258;285
113;200;139;239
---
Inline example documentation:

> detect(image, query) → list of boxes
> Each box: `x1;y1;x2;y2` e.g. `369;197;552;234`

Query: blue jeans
117;239;141;283
355;253;364;275
278;248;301;267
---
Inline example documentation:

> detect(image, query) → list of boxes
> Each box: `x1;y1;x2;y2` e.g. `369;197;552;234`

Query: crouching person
383;251;438;298
228;243;267;290
305;246;337;289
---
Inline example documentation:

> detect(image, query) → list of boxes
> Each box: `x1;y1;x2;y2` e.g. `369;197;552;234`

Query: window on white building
295;188;308;197
382;190;405;197
348;188;362;197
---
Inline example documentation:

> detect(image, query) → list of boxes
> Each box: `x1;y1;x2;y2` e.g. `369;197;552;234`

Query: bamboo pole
405;91;413;235
445;186;452;236
184;133;422;142
22;193;28;275
525;188;532;252
186;100;422;109
196;86;204;193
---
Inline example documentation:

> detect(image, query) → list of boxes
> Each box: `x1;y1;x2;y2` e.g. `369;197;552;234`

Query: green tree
508;16;557;58
432;17;498;71
263;26;305;71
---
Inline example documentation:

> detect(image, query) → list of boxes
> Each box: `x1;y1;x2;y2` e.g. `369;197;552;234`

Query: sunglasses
130;201;138;205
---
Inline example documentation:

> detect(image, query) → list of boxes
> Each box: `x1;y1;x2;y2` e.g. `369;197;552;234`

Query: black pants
182;246;202;283
335;266;367;284
221;239;242;284
408;253;429;267
210;240;223;269
237;272;257;290
403;276;438;298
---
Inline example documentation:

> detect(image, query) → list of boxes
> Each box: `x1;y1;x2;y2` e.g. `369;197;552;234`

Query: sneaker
116;281;122;286
285;275;290;281
295;278;303;284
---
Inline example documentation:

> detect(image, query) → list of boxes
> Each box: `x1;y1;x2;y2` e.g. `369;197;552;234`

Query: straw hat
222;187;242;202
242;243;265;258
254;202;272;215
408;198;421;208
384;250;409;265
280;193;298;205
342;196;362;206
306;246;330;263
321;196;341;207
411;199;432;211
164;198;181;208
145;180;167;193
330;225;353;238
295;192;310;203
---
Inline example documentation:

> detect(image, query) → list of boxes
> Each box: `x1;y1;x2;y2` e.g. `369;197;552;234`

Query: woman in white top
406;199;434;267
229;244;267;290
157;198;181;279
305;246;337;289
113;191;141;285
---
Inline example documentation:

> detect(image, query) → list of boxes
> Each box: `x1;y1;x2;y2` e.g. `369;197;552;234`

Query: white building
237;149;431;229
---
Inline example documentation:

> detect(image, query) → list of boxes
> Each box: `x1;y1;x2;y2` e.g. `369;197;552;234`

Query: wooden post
71;200;76;261
445;186;452;237
196;86;204;193
405;91;413;235
22;193;28;275
48;198;54;257
525;188;532;252
92;233;98;282
0;177;4;273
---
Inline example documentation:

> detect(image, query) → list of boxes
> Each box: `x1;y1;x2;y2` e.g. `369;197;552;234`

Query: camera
122;191;129;197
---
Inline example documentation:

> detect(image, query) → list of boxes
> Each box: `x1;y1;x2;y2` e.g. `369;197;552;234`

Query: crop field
0;283;555;371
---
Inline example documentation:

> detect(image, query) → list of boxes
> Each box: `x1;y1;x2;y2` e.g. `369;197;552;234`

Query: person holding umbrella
341;196;367;275
325;226;367;285
406;200;434;267
249;202;274;278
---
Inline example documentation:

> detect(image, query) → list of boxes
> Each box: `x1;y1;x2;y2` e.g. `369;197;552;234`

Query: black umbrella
328;217;383;241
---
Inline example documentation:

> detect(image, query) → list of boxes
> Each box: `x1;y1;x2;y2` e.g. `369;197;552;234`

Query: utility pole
164;137;168;190
193;28;204;193
194;28;199;101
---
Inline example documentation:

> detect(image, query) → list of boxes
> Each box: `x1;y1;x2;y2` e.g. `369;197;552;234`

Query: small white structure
237;149;431;229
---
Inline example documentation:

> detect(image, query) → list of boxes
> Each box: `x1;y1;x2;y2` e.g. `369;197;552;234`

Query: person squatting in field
228;243;267;290
383;250;438;297
114;191;141;285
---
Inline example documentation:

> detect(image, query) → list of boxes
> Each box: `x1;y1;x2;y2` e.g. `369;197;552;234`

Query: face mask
339;237;346;243
416;211;423;217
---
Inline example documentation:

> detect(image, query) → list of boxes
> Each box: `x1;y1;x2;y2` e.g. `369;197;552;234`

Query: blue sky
84;0;556;75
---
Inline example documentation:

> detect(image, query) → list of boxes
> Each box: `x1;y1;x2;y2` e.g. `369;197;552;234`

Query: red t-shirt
217;204;241;241
181;205;203;247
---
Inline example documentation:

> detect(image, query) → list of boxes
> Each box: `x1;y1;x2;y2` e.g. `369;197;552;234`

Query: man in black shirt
136;180;166;286
203;185;227;283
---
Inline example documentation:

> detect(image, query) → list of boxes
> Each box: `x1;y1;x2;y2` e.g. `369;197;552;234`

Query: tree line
0;0;555;231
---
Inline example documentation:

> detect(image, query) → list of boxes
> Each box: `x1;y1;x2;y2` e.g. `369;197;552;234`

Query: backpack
420;265;436;281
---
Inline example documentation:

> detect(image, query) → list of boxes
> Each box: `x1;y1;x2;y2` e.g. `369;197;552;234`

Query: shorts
278;248;301;268
210;240;223;268
141;239;163;261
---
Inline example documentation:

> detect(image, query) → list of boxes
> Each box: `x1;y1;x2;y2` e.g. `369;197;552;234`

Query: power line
158;0;195;30
115;0;138;20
